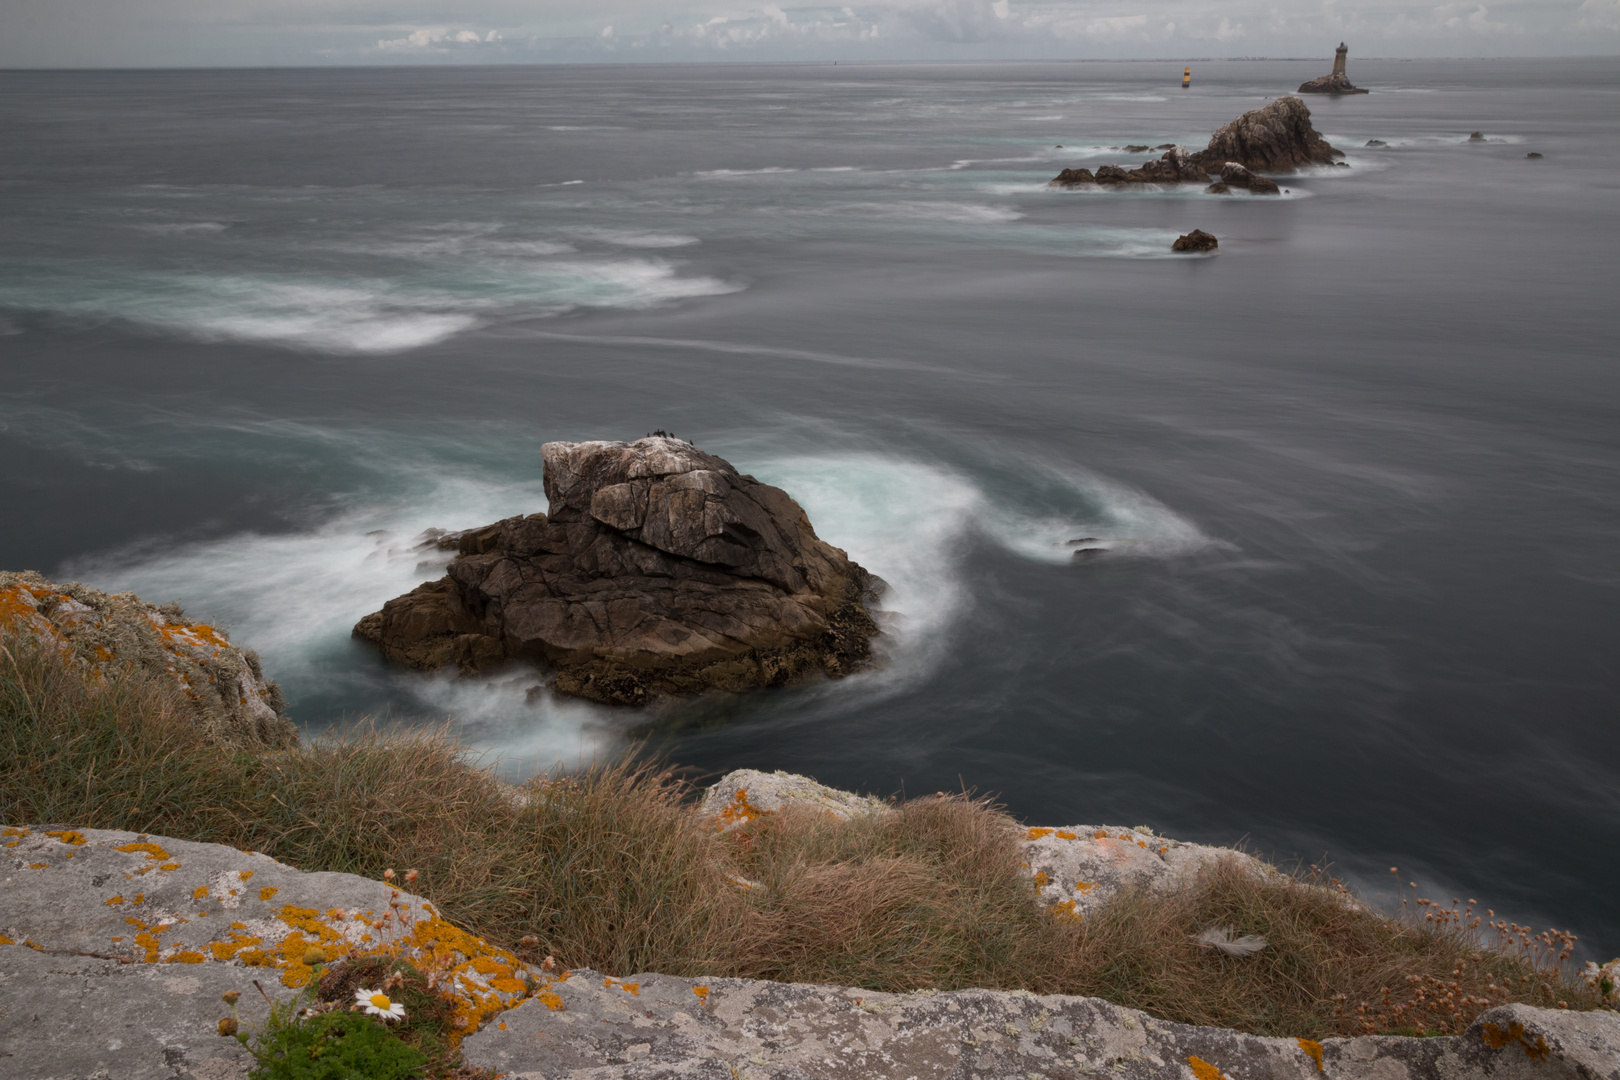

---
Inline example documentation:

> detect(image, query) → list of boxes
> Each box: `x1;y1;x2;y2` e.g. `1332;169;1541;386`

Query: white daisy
354;987;407;1022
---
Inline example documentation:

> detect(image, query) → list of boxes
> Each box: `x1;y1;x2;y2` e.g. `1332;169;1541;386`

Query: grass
1;629;1604;1039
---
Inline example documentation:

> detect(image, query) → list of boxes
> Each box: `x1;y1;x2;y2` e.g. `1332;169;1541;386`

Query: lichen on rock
0;570;296;749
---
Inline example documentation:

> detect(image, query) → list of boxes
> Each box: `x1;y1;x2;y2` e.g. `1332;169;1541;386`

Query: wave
130;222;230;235
0;258;740;355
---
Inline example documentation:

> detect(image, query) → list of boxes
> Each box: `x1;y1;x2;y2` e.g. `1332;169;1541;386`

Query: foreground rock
1049;97;1340;193
0;571;296;749
6;807;1617;1079
1172;230;1219;253
465;970;1620;1080
355;437;882;706
702;770;1279;921
0;825;548;1078
1298;43;1370;95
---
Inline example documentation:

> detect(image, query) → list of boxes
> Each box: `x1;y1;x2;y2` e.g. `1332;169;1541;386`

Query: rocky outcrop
0;571;296;749
0;825;562;1078
5;808;1617;1079
464;970;1620;1080
354;437;882;706
1049;99;1338;193
1217;162;1282;195
1172;230;1219;253
1298;43;1369;95
1189;97;1343;173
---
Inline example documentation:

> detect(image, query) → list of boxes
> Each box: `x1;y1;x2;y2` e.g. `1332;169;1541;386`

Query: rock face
1049;99;1339;192
1298;42;1370;95
1190;97;1343;173
0;825;565;1079
6;807;1618;1079
354;437;882;706
464;970;1620;1080
1172;230;1219;253
1218;162;1282;195
0;571;296;749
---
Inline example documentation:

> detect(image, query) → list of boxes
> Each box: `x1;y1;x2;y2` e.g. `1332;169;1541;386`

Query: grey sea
2;59;1617;954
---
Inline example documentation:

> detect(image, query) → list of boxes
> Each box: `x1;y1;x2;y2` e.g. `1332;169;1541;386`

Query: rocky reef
1172;229;1219;253
1049;97;1340;192
0;570;296;749
1298;43;1370;95
354;436;883;706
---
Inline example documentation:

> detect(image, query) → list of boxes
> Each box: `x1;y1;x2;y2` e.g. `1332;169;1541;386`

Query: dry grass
0;629;1602;1038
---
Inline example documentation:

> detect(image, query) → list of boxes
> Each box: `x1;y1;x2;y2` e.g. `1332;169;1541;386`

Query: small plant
247;1010;427;1080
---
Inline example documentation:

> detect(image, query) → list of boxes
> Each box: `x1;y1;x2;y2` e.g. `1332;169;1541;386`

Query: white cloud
374;27;504;53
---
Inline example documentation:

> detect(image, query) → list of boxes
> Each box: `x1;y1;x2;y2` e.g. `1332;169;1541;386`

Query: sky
0;0;1616;67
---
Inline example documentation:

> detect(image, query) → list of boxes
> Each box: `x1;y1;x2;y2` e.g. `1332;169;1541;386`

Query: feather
1193;925;1268;956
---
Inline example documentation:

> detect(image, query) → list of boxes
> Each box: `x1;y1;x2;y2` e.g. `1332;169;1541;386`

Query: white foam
566;228;701;248
819;201;1024;224
131;222;229;234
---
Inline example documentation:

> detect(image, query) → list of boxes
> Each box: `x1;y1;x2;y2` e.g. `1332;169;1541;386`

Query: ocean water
3;59;1617;955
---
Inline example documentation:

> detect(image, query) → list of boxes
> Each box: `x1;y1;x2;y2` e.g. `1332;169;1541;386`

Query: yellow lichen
1049;899;1082;922
1188;1056;1227;1080
115;842;172;860
604;978;641;995
46;830;87;845
259;886;279;901
193;886;210;900
1027;827;1054;840
1297;1039;1324;1072
1055;830;1078;840
27;863;48;870
105;895;127;906
0;935;13;946
159;862;181;871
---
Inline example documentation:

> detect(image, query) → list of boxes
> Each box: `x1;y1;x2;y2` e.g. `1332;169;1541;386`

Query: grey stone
462;967;1620;1080
0;572;296;750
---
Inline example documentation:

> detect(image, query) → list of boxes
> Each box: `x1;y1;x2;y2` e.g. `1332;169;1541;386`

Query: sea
2;58;1617;957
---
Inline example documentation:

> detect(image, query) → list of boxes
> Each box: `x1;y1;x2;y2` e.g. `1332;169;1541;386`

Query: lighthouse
1331;42;1348;79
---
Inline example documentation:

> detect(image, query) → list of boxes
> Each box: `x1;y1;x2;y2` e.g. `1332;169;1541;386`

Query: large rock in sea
354;437;882;706
1189;96;1343;173
0;570;297;749
1050;98;1339;191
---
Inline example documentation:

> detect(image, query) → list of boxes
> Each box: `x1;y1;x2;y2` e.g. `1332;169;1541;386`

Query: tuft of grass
0;629;1602;1038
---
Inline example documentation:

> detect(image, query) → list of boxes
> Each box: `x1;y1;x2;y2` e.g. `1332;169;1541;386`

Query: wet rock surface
1172;230;1219;253
1298;74;1369;95
354;436;882;706
1049;98;1339;194
0;571;296;749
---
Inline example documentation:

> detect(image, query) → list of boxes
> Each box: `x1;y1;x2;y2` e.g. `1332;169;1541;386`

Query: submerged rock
1172;229;1219;253
1527;152;1543;159
1366;139;1388;147
1050;166;1096;186
354;437;882;706
1469;131;1488;142
1219;161;1282;195
0;570;296;749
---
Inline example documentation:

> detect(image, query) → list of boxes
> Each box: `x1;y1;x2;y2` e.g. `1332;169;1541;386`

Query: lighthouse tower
1331;42;1348;79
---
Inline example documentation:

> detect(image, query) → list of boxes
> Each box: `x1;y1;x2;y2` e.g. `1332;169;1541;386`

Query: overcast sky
2;0;1616;67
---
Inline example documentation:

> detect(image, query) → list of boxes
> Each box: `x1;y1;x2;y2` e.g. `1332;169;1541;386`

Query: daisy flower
354;988;407;1022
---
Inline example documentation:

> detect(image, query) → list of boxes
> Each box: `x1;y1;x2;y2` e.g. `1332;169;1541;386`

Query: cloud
375;27;504;53
1578;0;1620;30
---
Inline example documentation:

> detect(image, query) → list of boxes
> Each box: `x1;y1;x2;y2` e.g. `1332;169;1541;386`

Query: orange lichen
604;978;641;996
1032;872;1051;889
1027;827;1054;840
1480;1022;1550;1061
536;991;565;1010
168;951;207;964
28;863;49;870
1056;830;1078;840
714;787;770;829
1049;899;1082;922
1187;1056;1227;1080
693;986;710;1000
0;935;13;946
105;896;127;906
1074;880;1098;894
259;886;279;901
115;842;172;861
1297;1039;1324;1072
159;862;181;871
193;886;210;900
46;830;87;845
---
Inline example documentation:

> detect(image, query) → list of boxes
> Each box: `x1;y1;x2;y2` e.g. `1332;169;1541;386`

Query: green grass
0;629;1602;1038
